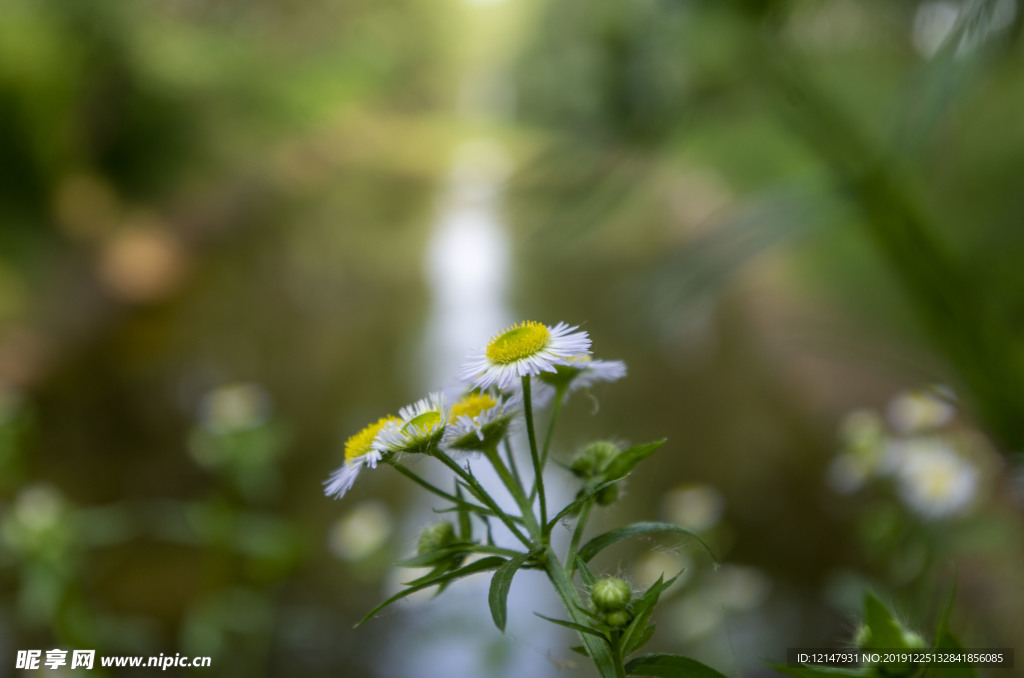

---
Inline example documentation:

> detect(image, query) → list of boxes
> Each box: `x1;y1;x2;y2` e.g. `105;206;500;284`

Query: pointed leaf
570;645;591;658
862;592;905;649
621;572;680;653
356;556;507;626
489;551;533;632
577;522;716;564
534;612;607;639
624;623;657;656
625;653;731;678
603;440;666;481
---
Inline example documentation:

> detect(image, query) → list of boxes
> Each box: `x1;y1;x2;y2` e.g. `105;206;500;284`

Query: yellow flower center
345;416;399;463
485;321;550;365
451;393;498;420
403;411;441;434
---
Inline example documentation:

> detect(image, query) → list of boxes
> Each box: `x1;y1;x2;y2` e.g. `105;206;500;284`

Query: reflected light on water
421;139;512;387
385;139;564;678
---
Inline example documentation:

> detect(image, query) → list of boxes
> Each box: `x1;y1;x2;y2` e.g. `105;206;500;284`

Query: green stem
543;546;625;678
483;445;541;539
540;385;566;472
388;460;461;503
521;377;548;531
567;498;594;567
502;437;523;492
433;450;533;550
475;545;530;559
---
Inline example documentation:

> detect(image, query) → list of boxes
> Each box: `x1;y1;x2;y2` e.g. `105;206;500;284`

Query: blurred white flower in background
893;438;979;520
661;484;725;532
198;382;271;434
886;387;955;435
328;501;394;562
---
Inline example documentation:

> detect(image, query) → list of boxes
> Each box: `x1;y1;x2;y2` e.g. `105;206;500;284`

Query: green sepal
625;653;731;678
488;551;533;632
356;556;507;626
577;522;716;564
602;440;666;481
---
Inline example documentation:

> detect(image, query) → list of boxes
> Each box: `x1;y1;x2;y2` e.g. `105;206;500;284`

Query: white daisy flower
459;321;592;391
538;356;626;391
533;356;627;407
894;438;979;520
324;415;400;500
443;391;521;452
373;392;449;455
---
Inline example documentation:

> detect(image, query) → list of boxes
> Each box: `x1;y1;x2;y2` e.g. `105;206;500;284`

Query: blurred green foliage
1;0;1023;676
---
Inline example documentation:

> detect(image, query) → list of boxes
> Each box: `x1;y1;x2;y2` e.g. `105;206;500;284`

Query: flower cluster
827;387;985;520
324;321;625;499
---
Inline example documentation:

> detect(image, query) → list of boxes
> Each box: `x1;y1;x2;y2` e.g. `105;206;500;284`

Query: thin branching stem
521;376;548;532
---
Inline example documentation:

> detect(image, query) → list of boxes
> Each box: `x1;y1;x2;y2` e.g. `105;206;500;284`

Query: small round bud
570;441;621;479
417;521;456;556
591;577;632;612
586;441;620;470
605;610;632;628
570;453;598;478
596;484;619;506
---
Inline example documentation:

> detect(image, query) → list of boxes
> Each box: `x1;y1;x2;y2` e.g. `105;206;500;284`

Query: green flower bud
591;577;632;612
604;610;632;628
417;521;456;556
587;441;620;470
570;453;598;478
570;441;621;479
596;484;619;506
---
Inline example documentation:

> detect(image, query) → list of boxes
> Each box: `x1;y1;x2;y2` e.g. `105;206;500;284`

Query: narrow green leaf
578;522;716;564
576;557;597;587
603;440;666;481
625;653;731;678
356;556;507;626
534;612;607;639
621;572;680;654
570;645;591;658
771;664;868;678
624;624;656;656
456;484;472;541
489;552;533;632
862;592;905;649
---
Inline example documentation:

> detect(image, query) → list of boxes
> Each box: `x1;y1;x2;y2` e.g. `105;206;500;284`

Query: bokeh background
2;0;1023;676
